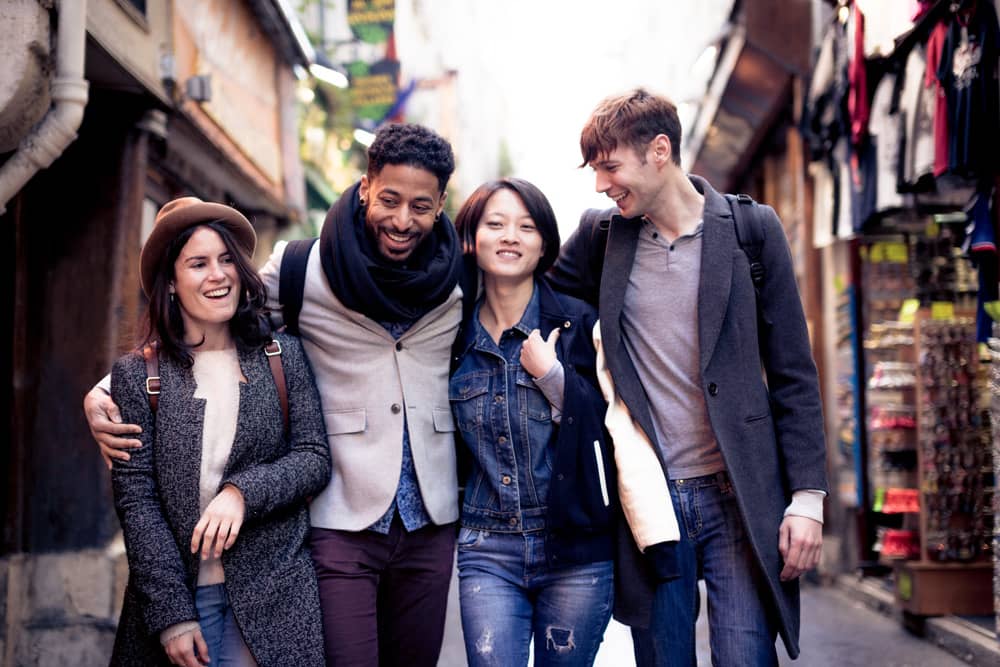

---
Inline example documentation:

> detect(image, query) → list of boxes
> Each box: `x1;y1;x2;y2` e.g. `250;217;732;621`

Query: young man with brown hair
548;88;828;666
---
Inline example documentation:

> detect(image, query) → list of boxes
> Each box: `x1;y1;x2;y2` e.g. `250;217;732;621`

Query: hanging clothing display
936;0;1000;180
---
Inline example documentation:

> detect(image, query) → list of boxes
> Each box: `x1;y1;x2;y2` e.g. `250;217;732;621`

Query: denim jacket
450;280;616;567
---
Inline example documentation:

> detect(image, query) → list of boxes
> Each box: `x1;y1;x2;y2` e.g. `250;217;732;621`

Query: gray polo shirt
620;219;725;479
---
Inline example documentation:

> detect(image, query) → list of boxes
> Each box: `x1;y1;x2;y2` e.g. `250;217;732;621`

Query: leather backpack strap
142;343;160;412
264;340;289;434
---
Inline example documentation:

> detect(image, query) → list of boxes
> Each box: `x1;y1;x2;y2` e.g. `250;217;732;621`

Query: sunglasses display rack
989;325;1000;633
892;313;994;616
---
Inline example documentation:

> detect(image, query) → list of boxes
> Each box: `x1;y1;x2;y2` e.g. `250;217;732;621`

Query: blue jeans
195;583;256;666
457;528;613;666
631;473;778;667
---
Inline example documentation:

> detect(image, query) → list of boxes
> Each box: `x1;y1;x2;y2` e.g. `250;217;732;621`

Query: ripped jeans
457;528;613;667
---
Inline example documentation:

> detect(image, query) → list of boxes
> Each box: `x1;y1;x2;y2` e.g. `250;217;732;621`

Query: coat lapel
694;176;736;372
157;358;203;526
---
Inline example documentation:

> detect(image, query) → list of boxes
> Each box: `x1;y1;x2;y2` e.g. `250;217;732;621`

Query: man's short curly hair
367;123;456;193
580;88;683;168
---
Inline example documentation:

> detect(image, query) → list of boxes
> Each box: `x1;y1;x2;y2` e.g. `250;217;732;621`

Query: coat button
708;383;719;397
494;394;505;403
508;517;518;527
498;436;507;444
563;321;571;329
395;341;403;351
391;403;401;414
501;475;512;485
566;417;574;424
557;473;565;481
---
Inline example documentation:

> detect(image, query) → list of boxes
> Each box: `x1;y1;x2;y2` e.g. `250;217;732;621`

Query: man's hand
164;626;210;667
84;386;142;468
520;327;560;379
191;485;246;561
778;515;822;581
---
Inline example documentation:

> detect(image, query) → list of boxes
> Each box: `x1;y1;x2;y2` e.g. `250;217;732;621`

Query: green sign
347;0;395;44
347;59;400;123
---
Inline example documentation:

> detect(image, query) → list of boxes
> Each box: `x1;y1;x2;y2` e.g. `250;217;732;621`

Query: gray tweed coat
109;331;330;666
548;175;828;659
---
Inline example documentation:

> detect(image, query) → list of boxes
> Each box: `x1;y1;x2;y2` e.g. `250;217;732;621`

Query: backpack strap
585;208;614;280
264;339;289;435
142;343;160;412
725;193;766;295
278;238;318;336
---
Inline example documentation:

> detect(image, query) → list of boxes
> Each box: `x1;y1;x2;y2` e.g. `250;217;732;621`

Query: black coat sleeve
546;208;615;307
756;206;829;493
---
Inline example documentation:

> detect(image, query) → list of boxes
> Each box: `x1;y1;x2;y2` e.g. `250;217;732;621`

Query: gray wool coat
547;175;828;659
109;331;330;667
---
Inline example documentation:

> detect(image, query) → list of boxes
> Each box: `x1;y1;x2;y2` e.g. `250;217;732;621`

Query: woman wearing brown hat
108;197;330;667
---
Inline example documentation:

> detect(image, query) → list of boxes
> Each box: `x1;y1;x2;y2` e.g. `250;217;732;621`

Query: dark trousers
309;516;456;667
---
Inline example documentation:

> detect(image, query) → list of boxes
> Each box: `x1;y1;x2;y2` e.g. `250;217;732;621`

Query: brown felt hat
140;197;256;297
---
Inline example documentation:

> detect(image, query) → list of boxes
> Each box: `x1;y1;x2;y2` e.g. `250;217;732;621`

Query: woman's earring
359;196;366;206
169;293;176;303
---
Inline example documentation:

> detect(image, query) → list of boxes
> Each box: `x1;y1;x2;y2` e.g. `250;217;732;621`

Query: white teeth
498;250;520;257
612;192;626;202
386;231;411;242
205;287;230;298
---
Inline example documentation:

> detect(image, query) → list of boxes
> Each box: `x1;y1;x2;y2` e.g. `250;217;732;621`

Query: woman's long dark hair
142;220;270;366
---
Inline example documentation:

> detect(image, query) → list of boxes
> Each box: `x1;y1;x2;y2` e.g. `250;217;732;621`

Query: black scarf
319;181;461;323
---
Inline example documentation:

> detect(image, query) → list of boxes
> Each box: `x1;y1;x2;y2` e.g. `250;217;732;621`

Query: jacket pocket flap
433;407;456;433
449;372;489;401
325;408;367;435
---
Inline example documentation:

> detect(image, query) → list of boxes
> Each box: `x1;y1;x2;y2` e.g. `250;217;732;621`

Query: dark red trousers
309;516;456;666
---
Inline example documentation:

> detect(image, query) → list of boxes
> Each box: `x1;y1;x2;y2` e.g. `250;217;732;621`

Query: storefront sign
347;59;400;125
347;0;395;44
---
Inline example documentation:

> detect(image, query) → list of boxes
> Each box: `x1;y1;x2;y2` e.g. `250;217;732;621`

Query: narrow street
438;566;969;666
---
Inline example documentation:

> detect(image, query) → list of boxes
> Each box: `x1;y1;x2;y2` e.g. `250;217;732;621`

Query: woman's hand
520;327;560;379
191;485;245;560
164;626;210;667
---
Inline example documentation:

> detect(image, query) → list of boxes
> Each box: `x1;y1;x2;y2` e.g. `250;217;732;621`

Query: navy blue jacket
451;279;616;567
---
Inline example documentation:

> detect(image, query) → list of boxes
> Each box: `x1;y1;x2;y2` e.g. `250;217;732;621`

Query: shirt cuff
160;620;200;646
96;373;111;395
783;489;825;524
532;360;564;423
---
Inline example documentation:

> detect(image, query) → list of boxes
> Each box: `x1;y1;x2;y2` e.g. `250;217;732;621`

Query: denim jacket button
508;517;518;526
557;473;565;481
563;321;571;329
494;394;504;403
501;475;512;485
498;436;507;444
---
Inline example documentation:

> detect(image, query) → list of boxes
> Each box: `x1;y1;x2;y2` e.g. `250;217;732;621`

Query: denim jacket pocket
449;371;490;433
515;370;552;422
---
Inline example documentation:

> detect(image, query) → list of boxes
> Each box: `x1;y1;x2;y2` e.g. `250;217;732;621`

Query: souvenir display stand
892;313;993;616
